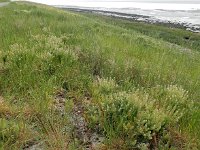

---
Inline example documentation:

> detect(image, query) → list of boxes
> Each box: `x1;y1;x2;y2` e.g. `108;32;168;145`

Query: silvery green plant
86;89;171;148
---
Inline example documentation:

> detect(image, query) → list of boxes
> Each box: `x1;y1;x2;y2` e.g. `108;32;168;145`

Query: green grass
0;2;200;149
0;0;9;2
80;12;200;52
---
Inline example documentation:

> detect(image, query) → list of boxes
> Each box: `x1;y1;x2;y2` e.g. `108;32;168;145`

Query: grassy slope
81;12;200;52
0;2;200;149
0;0;9;2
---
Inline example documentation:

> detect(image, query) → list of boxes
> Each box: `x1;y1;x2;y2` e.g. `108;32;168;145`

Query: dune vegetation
0;2;200;149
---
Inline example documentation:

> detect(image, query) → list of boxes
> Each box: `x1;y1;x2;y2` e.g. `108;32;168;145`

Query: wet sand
61;7;200;33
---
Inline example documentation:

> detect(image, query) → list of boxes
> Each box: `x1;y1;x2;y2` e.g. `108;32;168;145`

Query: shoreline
60;7;200;33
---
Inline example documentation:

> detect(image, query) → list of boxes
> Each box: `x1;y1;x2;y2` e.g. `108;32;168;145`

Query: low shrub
86;80;191;149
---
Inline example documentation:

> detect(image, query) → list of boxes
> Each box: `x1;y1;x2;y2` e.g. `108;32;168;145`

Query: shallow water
26;0;200;10
25;0;200;32
94;8;200;31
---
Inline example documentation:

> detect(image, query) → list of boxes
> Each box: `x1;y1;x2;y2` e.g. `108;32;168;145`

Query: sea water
25;0;200;32
26;0;200;10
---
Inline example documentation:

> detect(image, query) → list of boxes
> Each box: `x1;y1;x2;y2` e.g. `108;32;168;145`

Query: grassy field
0;0;9;2
0;2;200;149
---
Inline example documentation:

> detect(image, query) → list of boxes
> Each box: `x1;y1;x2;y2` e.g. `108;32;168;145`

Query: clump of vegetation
0;119;20;145
0;1;199;149
85;78;191;149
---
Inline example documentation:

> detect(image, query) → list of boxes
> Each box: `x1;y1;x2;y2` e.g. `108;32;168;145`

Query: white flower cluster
32;34;78;60
93;77;118;94
164;85;191;122
3;33;80;73
7;43;32;67
166;85;188;101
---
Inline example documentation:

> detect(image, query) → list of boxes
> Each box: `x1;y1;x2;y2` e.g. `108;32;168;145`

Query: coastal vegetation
0;2;199;149
82;12;200;52
0;0;9;2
